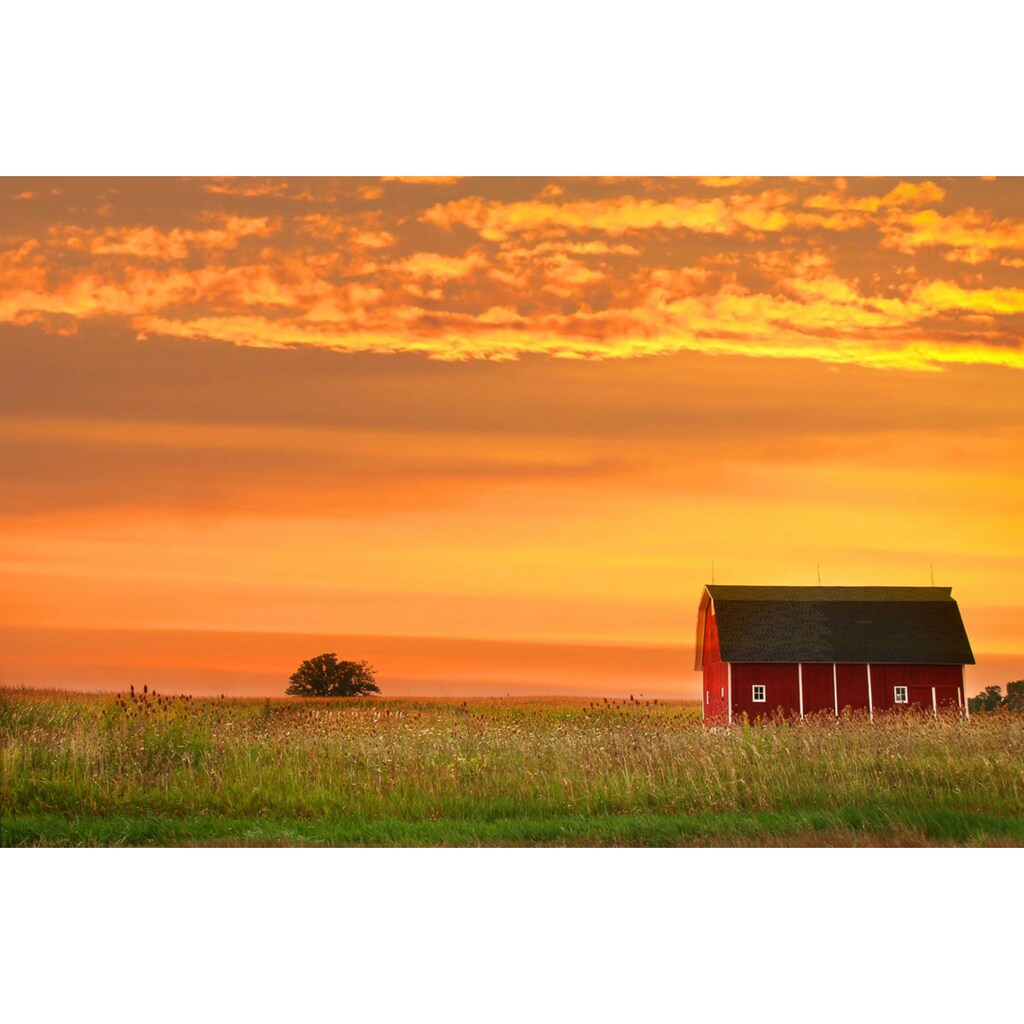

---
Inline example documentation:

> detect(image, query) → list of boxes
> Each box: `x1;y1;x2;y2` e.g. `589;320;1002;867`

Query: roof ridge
706;584;954;602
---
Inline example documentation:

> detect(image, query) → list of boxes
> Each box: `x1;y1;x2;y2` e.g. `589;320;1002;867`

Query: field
2;688;1022;846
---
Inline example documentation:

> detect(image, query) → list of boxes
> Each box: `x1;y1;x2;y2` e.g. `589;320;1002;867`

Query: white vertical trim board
867;664;874;721
832;663;839;717
963;665;970;720
727;663;732;726
798;663;804;720
932;686;938;720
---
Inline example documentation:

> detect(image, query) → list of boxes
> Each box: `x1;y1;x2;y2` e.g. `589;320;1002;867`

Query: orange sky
2;176;1022;697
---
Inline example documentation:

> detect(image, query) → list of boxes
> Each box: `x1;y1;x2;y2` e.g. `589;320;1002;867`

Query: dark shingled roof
704;586;975;665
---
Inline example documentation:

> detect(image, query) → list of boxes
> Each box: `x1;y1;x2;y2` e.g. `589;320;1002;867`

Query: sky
2;176;1022;697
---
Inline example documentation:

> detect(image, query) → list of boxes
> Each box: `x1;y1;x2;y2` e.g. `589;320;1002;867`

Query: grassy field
2;688;1022;846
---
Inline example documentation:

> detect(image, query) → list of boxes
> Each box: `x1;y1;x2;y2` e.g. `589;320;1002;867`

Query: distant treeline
969;680;1023;714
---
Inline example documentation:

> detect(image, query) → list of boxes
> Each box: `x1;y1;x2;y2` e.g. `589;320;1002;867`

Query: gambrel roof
695;585;975;669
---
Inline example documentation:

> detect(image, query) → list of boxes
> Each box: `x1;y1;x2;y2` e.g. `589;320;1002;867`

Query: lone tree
286;653;380;697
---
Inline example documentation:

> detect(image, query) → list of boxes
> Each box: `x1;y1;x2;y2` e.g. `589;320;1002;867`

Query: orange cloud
526;241;641;256
881;207;1024;262
129;277;1024;371
388;249;491;281
541;254;607;296
697;176;762;188
806;179;946;213
382;176;462;185
70;216;277;260
296;215;396;251
203;179;291;197
3;177;1022;377
350;230;396;249
911;280;1024;316
422;194;740;240
420;189;882;241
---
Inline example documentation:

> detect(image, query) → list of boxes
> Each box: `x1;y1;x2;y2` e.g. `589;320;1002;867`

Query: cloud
129;276;1024;371
388;249;492;281
525;241;641;256
421;194;742;240
881;207;1024;263
295;214;396;251
350;230;396;249
697;176;762;188
203;179;291;197
2;177;1022;375
381;176;462;185
541;254;607;296
911;280;1024;316
806;179;946;213
64;216;278;261
419;188;883;241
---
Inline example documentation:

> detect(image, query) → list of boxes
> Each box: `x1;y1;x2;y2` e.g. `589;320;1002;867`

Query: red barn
695;585;975;724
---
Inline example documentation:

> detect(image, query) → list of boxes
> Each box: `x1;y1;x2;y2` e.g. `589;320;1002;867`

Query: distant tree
1004;680;1024;713
968;684;1004;714
286;653;380;697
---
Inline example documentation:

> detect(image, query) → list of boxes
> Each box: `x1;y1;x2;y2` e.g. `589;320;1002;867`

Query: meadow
2;688;1022;846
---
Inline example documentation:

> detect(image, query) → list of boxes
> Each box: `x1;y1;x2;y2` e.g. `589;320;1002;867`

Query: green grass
2;689;1022;846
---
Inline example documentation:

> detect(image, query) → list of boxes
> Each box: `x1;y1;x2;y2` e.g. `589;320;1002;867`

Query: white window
894;686;908;704
753;685;766;703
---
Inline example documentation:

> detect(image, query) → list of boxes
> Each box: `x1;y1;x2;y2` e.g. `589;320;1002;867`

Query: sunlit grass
2;689;1021;846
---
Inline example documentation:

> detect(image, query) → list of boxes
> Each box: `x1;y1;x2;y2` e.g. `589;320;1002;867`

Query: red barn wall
724;662;967;722
835;663;869;713
701;605;730;724
800;663;835;714
731;663;799;721
869;664;964;711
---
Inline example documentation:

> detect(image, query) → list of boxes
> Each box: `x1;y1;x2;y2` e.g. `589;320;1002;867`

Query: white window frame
752;684;766;703
894;685;908;704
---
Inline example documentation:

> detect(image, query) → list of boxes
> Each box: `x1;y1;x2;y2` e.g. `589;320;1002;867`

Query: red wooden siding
702;605;729;724
731;663;799;721
800;663;835;714
869;663;964;712
725;661;966;721
835;663;868;713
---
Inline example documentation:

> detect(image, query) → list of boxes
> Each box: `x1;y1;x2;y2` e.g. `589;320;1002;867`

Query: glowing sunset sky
2;176;1022;696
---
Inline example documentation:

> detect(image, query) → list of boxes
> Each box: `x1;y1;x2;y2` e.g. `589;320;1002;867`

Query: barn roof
695;585;975;669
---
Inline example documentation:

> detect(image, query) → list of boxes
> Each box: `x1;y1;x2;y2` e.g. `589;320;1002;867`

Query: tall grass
2;689;1021;845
